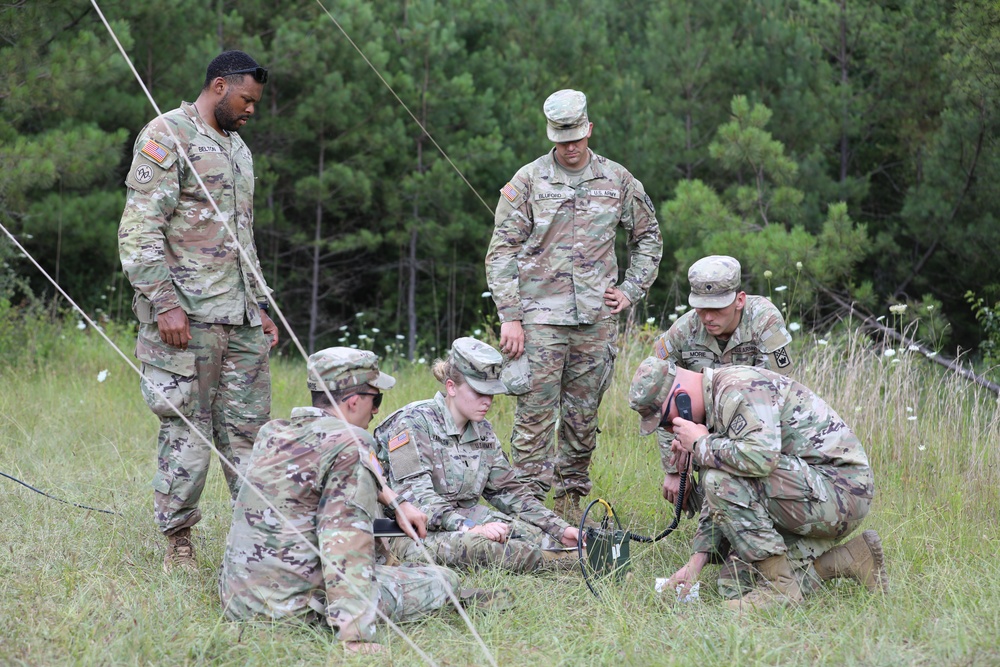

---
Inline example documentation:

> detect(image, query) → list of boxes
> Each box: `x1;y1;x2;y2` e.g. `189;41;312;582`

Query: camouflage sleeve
481;445;569;538
616;175;662;305
118;122;184;315
383;414;470;533
651;328;681;474
758;315;794;375
485;174;532;323
692;384;782;478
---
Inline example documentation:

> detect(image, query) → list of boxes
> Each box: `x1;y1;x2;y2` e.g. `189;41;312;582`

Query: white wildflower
339;325;348;331
926;305;935;312
97;370;109;383
906;407;913;412
338;337;346;343
907;416;917;421
876;315;886;322
481;291;492;298
774;285;788;292
76;321;86;330
908;344;921;351
396;334;405;340
889;304;907;315
675;304;688;313
788;322;801;332
350;344;358;349
892;359;900;364
817;339;828;346
646;317;656;324
355;312;365;318
417;357;426;364
795;261;803;270
854;406;862;412
668;314;678;322
763;270;773;279
918;445;926;451
474;329;482;336
883;348;896;357
24;233;33;239
384;345;392;352
927;351;938;357
358;334;368;340
371;328;380;333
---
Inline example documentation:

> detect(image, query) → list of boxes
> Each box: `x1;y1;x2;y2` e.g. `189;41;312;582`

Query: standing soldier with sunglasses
118;51;279;572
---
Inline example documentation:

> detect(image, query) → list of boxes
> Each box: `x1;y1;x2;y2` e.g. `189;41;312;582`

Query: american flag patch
501;182;520;203
654;338;668;360
388;430;410;452
141;140;168;163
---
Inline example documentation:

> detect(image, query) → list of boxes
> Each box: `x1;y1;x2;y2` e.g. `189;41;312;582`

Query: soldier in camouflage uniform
219;348;458;654
485;89;663;520
375;338;581;572
653;256;793;515
629;357;888;610
118;51;278;572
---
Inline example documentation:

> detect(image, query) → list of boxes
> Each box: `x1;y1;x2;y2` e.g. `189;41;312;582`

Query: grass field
1;321;999;666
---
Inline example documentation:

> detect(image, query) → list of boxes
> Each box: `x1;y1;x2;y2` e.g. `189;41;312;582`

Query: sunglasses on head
224;66;268;83
347;391;383;409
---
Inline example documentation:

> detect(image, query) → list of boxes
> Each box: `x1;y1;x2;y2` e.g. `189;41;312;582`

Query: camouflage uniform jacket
689;366;874;554
486;149;662;325
119;102;268;325
653;296;793;373
219;407;381;622
374;393;569;538
653;295;793;472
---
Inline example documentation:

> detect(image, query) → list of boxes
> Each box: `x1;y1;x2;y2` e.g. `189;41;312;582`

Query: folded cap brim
466;376;508;396
370;371;396;390
547;124;589;143
688;291;736;309
639;410;661;436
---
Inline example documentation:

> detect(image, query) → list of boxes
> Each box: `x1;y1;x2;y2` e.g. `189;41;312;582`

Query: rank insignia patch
141;140;168;163
388;430;410;452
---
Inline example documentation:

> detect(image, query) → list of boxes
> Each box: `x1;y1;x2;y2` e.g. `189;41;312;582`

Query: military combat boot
163;527;197;574
540;548;580;571
813;529;888;593
725;553;803;612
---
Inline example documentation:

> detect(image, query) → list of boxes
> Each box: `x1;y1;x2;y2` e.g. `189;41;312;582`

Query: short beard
214;90;246;133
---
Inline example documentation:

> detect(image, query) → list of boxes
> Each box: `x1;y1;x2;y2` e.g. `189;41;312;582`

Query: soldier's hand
469;521;509;543
670;417;708;454
662;473;682;503
604;286;632;315
394;500;428;540
261;311;279;348
157;307;192;350
499;321;525;359
560;526;581;547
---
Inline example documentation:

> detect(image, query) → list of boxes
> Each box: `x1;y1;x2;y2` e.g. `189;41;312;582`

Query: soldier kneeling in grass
629;357;889;611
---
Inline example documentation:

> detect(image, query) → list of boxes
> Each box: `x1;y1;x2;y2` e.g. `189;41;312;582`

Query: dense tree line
1;0;998;358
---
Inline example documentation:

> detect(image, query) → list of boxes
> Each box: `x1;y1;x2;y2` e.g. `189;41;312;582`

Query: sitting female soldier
374;337;580;572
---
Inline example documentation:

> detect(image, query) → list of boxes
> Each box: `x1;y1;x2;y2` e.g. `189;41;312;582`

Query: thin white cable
313;0;495;216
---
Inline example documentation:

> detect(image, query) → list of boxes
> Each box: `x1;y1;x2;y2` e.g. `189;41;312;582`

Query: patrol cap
501;353;531;395
688;255;742;309
306;347;396;392
450;337;508;395
629;357;679;436
544;89;590;143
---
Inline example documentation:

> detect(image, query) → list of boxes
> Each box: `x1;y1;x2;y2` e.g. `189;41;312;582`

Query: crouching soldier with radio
629;357;888;611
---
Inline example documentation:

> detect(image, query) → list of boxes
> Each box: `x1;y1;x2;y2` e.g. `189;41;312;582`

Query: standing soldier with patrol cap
651;256;793;518
628;357;888;611
375;338;581;572
118;50;279;572
219;348;458;654
486;89;663;522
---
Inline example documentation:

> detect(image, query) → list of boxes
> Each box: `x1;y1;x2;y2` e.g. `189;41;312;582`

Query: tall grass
1;321;998;666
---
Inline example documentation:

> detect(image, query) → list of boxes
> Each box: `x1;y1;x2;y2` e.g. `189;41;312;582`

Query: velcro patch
773;347;791;368
388;430;410;452
589;189;620;199
643;194;656;214
682;350;711;360
141;140;168;163
369;449;384;477
729;414;748;435
654;338;668;360
535;192;568;201
501;182;520;203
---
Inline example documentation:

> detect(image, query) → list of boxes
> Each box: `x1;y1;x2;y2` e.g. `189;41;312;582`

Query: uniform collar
290;406;328;419
433;391;483;444
181;101;232;144
546;148;602;185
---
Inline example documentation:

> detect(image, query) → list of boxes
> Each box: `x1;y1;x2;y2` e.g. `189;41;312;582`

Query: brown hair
431;358;466;386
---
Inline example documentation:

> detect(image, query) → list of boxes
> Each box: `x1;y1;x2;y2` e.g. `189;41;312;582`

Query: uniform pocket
762;456;829;502
136;325;197;417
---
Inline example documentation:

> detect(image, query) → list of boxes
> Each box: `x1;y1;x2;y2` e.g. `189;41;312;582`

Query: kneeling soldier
629;357;888;610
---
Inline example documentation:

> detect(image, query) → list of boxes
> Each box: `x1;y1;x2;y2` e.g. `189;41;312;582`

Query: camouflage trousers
136;320;271;534
511;320;618;500
697;460;873;598
390;517;553;573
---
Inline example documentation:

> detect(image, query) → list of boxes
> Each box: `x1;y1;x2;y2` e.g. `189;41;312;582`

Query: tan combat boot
540;548;580;571
813;529;888;593
725;553;803;612
163;527;197;573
